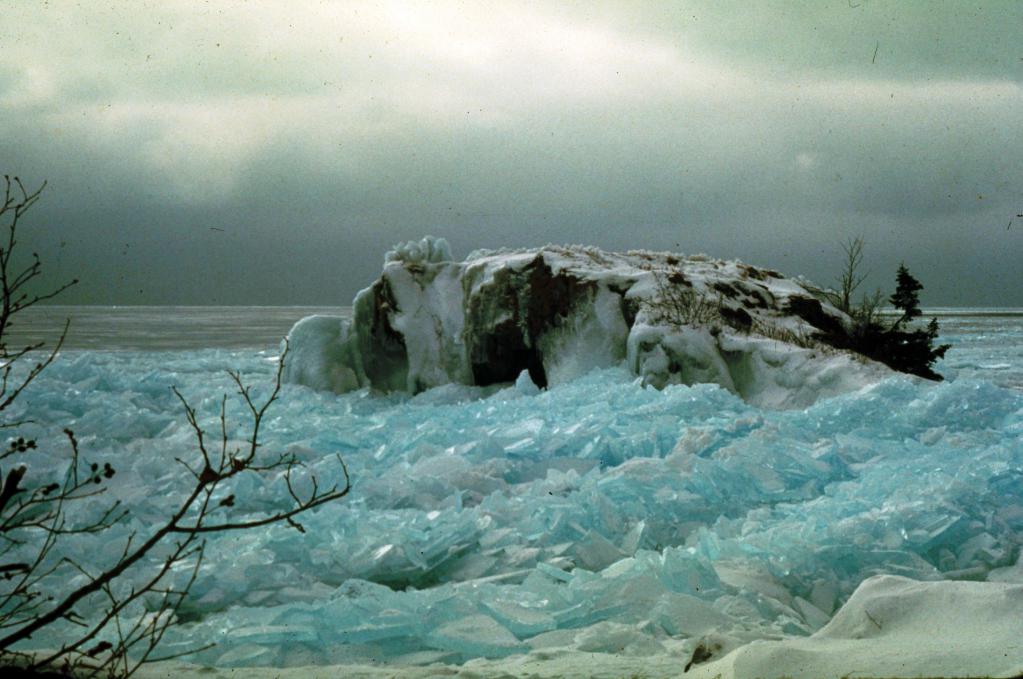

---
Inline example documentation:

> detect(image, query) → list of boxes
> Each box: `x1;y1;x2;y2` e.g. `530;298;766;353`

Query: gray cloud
1;1;1021;306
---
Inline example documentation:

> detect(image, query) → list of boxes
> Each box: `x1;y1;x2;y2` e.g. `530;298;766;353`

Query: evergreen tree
889;263;923;329
876;264;948;379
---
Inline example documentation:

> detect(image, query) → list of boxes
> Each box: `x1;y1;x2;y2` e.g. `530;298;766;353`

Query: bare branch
828;235;869;314
0;319;69;414
0;176;349;676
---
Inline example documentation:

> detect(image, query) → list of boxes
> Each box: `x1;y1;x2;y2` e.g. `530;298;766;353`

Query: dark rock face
784;295;846;336
521;257;597;343
609;282;640;327
711;280;743;299
718;305;753;332
470;317;547;388
742;285;772;309
465;256;597;388
354;277;409;392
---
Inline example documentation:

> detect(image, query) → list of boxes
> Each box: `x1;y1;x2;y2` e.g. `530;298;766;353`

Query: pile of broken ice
162;370;1023;668
15;346;1021;670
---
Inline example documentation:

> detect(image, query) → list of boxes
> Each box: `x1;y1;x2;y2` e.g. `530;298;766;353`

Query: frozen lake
8;305;1023;672
7;305;353;351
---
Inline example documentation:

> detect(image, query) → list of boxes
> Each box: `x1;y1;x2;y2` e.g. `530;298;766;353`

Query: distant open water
7;305;352;351
8;305;1023;389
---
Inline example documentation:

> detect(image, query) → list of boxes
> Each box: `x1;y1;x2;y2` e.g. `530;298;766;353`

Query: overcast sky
2;1;1021;305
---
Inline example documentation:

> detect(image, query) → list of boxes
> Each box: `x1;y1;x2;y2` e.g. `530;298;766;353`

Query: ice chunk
217;644;275;667
482;599;557;637
229;624;318;645
572;529;629;571
650;592;731;637
573;621;666;656
385;235;453;265
426;614;524;657
792;596;831;630
514;369;541;396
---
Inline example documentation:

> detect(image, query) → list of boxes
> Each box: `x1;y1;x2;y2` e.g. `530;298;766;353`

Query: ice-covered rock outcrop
286;237;889;408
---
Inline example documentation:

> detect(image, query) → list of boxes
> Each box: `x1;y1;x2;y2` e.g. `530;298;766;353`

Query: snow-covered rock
286;238;889;407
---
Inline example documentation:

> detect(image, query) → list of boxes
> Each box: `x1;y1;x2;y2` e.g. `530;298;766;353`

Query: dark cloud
2;1;1021;306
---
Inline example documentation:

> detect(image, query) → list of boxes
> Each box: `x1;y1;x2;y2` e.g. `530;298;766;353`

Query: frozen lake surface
9;306;1023;671
7;305;352;350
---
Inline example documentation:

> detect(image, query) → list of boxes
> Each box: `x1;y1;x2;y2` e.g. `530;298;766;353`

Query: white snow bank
287;238;890;407
685;575;1023;679
281;315;359;393
629;325;887;409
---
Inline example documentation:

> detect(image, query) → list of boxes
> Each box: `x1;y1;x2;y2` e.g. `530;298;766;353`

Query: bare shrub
0;177;77;422
850;288;884;338
646;269;720;327
0;177;351;677
826;236;868;314
750;318;832;353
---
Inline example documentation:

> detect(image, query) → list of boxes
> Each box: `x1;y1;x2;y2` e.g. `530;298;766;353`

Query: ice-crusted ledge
285;237;891;408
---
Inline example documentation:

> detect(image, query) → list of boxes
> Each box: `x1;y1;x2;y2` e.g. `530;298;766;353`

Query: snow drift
685;574;1023;679
285;238;888;408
